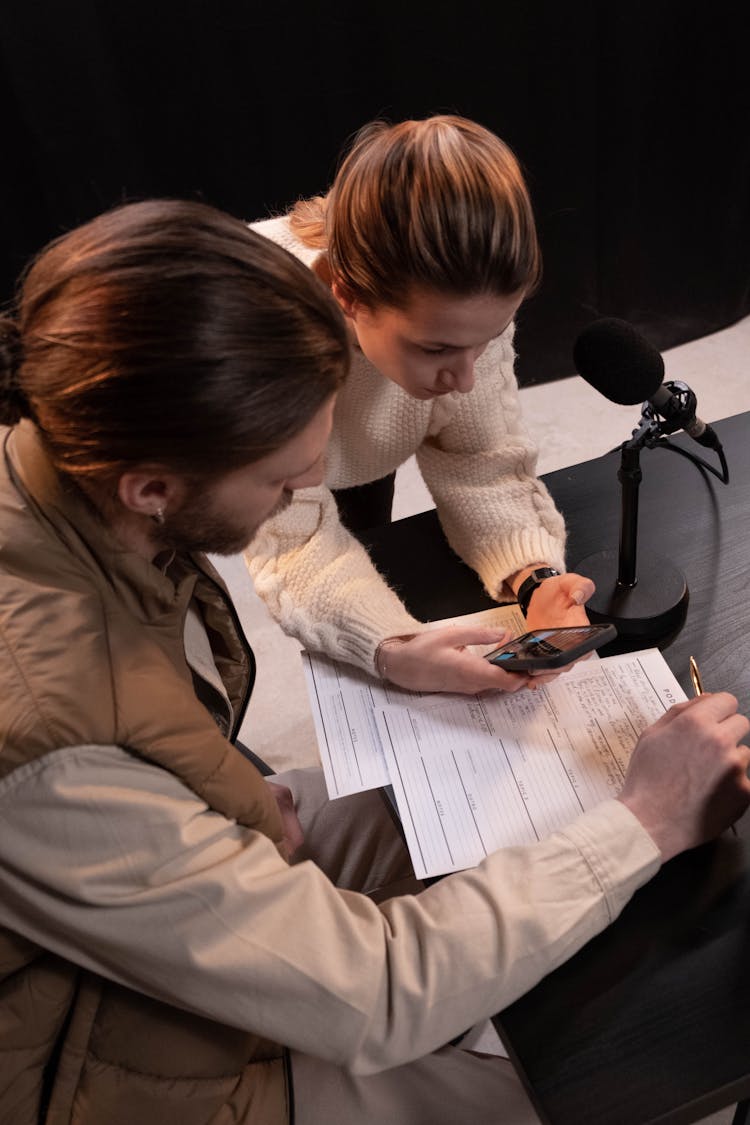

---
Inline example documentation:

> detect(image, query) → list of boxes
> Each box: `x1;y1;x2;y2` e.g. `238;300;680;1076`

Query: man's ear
117;469;186;520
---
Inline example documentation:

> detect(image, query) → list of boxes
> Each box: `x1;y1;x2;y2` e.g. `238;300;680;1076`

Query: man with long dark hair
0;200;747;1125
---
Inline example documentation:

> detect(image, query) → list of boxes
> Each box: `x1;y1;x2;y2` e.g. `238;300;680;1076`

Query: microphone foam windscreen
573;318;665;405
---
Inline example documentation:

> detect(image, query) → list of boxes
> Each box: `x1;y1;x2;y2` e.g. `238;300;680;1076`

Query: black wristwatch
516;567;560;616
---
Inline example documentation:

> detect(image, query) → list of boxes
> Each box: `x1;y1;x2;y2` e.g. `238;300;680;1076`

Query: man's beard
156;488;293;556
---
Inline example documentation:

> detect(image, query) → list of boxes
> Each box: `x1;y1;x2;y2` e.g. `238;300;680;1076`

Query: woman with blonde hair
247;115;594;693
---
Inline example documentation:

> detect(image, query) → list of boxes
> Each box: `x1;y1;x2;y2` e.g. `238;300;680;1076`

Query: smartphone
484;624;617;671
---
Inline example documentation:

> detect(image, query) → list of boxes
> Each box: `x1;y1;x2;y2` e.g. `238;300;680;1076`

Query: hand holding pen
690;656;738;837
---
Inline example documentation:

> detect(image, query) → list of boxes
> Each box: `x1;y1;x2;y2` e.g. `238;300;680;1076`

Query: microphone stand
577;413;689;646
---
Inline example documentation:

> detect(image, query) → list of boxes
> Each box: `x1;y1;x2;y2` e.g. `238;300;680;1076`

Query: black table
361;412;750;1125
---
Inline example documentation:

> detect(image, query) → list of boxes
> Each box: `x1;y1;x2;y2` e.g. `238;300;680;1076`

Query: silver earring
151;506;165;526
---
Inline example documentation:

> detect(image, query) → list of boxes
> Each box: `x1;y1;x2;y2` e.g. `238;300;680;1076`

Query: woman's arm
245;482;420;673
416;327;567;597
246;484;560;694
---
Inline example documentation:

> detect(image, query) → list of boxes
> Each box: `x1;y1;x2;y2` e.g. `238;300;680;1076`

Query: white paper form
301;654;398;796
377;649;686;879
302;604;526;798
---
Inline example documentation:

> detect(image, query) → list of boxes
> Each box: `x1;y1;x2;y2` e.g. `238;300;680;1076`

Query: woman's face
338;287;524;400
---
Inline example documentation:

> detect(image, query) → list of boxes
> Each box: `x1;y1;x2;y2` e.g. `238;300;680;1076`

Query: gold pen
689;655;704;697
689;655;738;837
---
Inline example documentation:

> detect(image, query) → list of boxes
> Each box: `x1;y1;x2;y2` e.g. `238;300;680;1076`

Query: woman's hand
376;626;531;694
523;571;595;630
520;571;596;686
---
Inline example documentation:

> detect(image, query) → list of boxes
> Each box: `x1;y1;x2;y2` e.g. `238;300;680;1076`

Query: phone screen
486;624;617;670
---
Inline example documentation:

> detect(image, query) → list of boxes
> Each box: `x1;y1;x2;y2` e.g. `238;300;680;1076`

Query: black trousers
331;472;396;538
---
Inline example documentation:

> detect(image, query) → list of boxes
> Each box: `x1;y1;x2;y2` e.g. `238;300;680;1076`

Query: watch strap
516;567;560;616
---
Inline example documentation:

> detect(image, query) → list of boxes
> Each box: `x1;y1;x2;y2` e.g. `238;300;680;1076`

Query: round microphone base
575;551;689;648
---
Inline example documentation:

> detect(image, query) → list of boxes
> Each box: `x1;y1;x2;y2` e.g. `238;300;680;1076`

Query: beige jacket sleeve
246;484;420;673
0;745;661;1076
417;327;567;599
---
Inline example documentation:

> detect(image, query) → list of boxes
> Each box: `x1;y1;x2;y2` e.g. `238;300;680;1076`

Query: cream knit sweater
245;216;567;673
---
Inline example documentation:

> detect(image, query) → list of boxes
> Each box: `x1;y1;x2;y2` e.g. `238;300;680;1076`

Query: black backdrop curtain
1;0;748;385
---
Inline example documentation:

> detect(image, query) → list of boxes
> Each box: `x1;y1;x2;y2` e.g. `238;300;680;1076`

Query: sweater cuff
310;590;421;676
472;528;567;600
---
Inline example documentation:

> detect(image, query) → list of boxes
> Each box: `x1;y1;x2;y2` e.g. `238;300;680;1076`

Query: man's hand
266;781;305;860
376;626;531;694
618;693;750;861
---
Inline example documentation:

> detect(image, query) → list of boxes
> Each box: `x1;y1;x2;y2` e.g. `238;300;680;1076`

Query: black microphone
570;317;692;646
573;317;720;449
